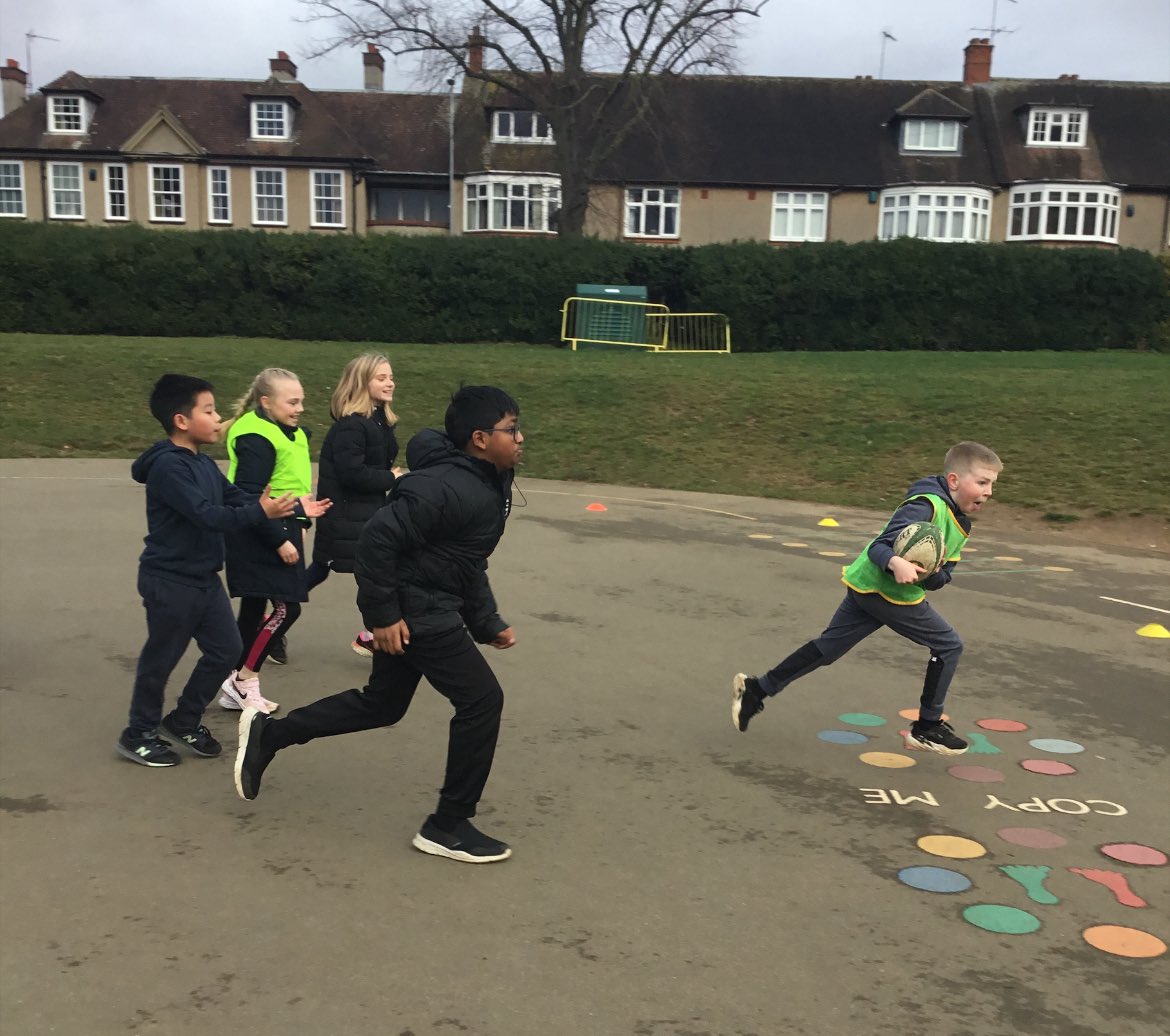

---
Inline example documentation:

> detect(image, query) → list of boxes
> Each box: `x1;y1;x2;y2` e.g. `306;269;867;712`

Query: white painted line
1099;596;1170;615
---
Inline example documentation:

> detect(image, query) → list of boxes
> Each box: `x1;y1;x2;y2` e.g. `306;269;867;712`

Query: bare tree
302;0;771;236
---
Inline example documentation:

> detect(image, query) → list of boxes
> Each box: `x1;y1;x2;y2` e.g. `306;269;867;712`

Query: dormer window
47;95;92;134
251;101;291;140
1027;108;1087;147
902;119;960;153
491;110;553;144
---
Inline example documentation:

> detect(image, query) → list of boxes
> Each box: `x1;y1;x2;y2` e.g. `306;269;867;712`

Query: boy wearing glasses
235;386;523;864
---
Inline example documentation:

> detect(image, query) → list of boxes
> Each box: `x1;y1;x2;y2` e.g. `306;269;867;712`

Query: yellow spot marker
818;550;847;558
1043;566;1073;572
993;555;1023;562
781;541;809;548
817;517;840;527
917;835;987;860
859;752;916;769
748;533;773;540
1137;623;1170;639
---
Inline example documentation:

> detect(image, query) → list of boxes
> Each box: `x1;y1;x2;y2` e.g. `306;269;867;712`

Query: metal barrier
560;297;732;353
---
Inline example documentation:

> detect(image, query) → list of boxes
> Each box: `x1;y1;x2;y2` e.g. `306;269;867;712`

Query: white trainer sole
411;832;512;864
731;673;748;731
903;732;969;756
233;707;261;800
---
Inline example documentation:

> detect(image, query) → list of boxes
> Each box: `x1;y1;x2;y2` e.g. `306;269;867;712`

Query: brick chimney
363;44;384;91
269;50;298;82
467;27;486;74
1;59;27;117
963;38;992;85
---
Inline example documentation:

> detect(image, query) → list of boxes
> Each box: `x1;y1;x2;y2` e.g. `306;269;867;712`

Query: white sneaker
219;672;279;715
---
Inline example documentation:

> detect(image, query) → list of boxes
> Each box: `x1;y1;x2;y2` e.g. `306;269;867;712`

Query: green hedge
0;222;1166;350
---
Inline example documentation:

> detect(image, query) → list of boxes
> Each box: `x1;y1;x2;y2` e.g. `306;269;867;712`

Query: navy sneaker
905;719;969;755
268;635;288;666
116;730;181;767
412;817;512;863
234;707;276;800
731;673;765;732
160;715;222;758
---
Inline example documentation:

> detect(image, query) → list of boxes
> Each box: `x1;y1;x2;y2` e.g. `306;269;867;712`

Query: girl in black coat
306;353;401;655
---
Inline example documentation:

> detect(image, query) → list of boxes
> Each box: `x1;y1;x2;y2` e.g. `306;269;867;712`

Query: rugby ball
892;521;945;577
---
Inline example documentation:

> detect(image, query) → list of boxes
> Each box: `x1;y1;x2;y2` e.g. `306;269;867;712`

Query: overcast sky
1;0;1167;94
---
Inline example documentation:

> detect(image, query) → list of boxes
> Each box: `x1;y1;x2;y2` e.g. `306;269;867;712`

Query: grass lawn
1;333;1167;521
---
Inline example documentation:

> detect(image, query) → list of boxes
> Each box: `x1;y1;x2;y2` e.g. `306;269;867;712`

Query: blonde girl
306;353;401;655
219;368;330;713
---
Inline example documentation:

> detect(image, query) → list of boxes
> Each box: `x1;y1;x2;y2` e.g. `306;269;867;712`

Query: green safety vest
840;492;968;605
226;410;312;496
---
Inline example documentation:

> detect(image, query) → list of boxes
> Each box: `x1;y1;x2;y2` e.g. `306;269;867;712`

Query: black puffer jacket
355;429;513;643
312;410;399;572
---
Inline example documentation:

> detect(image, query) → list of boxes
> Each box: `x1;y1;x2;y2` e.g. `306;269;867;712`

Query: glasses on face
481;423;521;441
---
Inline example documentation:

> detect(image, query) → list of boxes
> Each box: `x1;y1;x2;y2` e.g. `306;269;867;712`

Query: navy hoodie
133;440;265;587
866;475;973;591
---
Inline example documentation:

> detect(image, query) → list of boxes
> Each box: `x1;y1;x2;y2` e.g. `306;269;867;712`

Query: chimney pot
963;37;993;86
363;44;385;91
269;51;298;82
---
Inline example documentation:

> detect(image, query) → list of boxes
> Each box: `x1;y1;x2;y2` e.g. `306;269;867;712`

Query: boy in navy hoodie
731;441;1003;756
117;374;297;767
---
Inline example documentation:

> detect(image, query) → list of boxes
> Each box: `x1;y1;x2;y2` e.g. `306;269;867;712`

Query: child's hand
371;620;411;654
277;541;299;565
490;627;516;650
260;486;297;518
391;466;404;478
300;494;332;518
888;555;927;585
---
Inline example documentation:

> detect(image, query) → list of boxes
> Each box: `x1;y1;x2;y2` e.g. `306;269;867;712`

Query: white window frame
252;167;287;226
464;173;560;234
148;164;185;222
250;101;291;140
103;163;129;221
770;191;828;242
47;95;91;134
1007;184;1120;244
879;187;992;243
47;162;85;220
902;119;960;153
491;110;554;144
208;166;232;225
0;160;25;217
310;169;346;228
625;186;681;239
1026;108;1087;148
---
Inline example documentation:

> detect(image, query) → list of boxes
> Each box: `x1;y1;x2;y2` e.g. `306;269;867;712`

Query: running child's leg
234;596;267;670
305;560;331;593
168;583;242;732
240;601;301;674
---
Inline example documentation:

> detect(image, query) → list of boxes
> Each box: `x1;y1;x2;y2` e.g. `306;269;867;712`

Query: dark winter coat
355;429;513;644
311;410;399;573
132;440;265;588
224;417;312;602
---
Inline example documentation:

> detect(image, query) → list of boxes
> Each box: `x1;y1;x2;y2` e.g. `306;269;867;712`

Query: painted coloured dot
897;866;972;894
1027;738;1085;754
997;828;1067;850
993;556;1023;562
962;904;1041;935
817;729;870;745
838;712;886;727
917;835;987;860
976;718;1029;733
1043;566;1073;572
818;550;847;558
859;752;916;769
947;765;1005;783
1020;759;1077;776
748;533;774;540
781;542;809;548
1082;925;1167;959
1099;843;1169;867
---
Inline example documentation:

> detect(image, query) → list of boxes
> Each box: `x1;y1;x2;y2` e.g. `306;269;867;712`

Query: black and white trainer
905;719;969;756
731;673;766;732
234;707;277;801
159;715;222;758
412;816;512;863
116;730;181;767
267;635;288;666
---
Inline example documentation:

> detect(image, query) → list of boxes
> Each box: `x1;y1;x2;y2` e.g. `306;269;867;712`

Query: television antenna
25;29;61;95
971;0;1019;46
878;29;897;80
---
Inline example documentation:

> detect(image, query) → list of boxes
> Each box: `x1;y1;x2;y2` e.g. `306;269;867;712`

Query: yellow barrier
560;297;731;353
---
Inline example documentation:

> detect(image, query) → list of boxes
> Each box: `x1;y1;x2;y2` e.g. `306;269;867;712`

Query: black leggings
236;597;302;672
